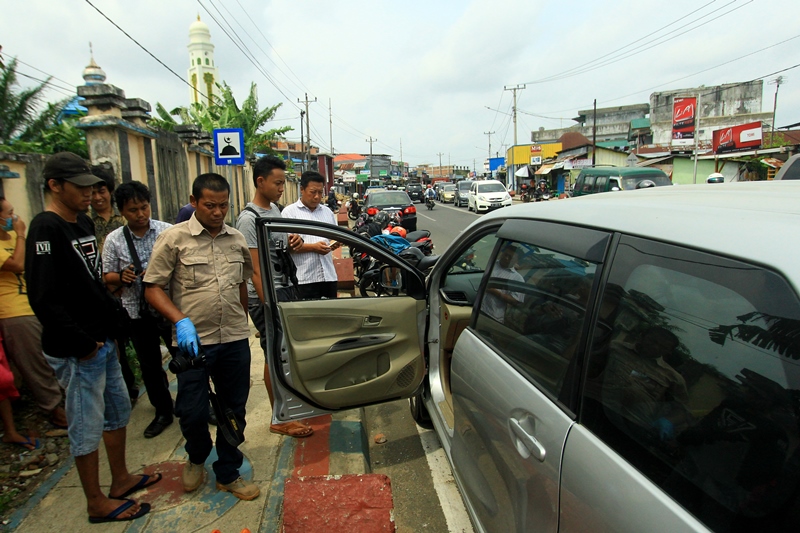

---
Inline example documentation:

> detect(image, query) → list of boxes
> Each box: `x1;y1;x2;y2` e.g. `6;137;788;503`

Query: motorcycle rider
533;180;548;201
424;185;436;208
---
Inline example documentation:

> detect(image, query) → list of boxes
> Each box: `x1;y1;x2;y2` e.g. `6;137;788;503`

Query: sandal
269;422;313;438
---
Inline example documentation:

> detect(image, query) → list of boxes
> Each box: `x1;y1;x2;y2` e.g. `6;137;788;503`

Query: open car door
255;218;428;422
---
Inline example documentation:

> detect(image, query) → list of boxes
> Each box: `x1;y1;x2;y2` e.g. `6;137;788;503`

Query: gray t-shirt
236;201;289;300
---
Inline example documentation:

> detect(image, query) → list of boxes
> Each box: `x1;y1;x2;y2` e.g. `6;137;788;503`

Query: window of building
205;58;209;65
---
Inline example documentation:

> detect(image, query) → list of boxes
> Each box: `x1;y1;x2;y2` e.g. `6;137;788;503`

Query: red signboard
712;121;763;154
671;97;696;147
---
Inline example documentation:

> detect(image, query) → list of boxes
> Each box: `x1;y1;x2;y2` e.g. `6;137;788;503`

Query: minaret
187;15;220;106
82;42;107;85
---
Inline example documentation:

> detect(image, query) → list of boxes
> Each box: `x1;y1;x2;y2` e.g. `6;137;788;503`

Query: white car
468;179;512;212
256;182;800;533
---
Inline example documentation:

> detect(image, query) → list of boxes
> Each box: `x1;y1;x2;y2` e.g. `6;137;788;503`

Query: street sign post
213;128;246;166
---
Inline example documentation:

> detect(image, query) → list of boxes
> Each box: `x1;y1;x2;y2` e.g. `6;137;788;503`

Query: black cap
43;152;104;187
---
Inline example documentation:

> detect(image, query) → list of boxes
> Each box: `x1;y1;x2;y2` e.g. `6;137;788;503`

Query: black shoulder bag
122;226;170;327
242;206;299;302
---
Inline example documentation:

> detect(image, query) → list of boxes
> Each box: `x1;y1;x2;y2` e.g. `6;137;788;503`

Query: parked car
467;179;512;212
257;182;800;533
573;167;672;196
440;184;456;203
363;190;417;231
774;153;800;180
407;183;424;203
454;180;473;207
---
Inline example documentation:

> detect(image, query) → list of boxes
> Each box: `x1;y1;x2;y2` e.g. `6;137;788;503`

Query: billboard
530;144;542;165
712;121;763;154
671;97;696;147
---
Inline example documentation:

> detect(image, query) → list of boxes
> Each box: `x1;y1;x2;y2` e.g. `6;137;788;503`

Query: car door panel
451;329;573;533
255;218;427;419
560;425;709;533
278;297;427;409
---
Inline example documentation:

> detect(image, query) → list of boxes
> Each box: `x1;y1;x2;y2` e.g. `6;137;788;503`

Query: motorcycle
425;196;435;210
358;234;438;297
534;188;551;202
347;194;362;220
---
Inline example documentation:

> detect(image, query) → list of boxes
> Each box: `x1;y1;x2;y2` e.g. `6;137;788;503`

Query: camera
168;347;207;374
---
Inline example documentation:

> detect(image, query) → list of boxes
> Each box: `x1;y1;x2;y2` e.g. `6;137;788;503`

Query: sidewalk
7;328;382;533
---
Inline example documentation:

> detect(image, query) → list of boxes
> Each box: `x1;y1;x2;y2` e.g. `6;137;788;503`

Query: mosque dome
189;15;211;42
82;55;106;85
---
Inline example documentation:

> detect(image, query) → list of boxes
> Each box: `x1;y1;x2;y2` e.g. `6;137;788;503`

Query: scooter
426;196;435;210
347;194;362;220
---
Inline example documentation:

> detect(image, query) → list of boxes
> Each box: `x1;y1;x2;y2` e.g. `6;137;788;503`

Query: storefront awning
535;164;554;175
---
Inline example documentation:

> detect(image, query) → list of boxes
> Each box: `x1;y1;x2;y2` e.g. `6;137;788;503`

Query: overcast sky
2;0;799;168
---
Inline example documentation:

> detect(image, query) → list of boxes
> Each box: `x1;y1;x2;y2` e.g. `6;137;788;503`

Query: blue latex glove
653;417;675;441
176;318;200;357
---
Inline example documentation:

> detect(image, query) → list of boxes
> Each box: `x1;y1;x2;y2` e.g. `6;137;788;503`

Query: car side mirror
379;266;403;290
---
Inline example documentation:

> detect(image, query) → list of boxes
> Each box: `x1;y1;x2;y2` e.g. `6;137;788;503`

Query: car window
582;175;596;193
440;231;499;306
594;176;608;193
473;240;598;399
368;192;411;206
477;182;506;193
581;235;800;532
620;174;672;189
458;182;472;191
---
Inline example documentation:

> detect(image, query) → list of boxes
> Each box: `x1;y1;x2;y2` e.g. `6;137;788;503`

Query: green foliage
0;58;87;156
154;82;292;156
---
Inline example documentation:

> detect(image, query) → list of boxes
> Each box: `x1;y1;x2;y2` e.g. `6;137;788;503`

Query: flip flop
270;422;314;438
88;499;150;524
108;473;163;499
5;437;40;451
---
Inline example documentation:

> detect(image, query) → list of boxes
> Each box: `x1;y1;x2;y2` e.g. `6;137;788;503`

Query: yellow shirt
143;215;253;346
0;231;34;319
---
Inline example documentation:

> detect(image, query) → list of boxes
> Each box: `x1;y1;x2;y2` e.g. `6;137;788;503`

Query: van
467;179;512;212
573;167;672;197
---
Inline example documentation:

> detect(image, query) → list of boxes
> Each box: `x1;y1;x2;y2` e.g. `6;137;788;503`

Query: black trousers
297;281;338;300
175;339;251;485
129;318;175;417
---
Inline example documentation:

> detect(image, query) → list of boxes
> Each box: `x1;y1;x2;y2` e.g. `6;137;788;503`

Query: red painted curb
292;415;331;477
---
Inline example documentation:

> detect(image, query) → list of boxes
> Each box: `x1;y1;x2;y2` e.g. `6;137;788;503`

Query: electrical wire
84;0;208;101
0;52;76;89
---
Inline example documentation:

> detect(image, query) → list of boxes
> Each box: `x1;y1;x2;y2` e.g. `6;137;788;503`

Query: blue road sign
213;128;246;166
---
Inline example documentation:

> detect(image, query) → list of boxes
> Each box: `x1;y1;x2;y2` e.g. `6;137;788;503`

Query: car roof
480;182;800;288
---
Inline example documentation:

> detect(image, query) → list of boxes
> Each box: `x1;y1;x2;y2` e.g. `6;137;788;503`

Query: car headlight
504;194;511;201
477;195;487;201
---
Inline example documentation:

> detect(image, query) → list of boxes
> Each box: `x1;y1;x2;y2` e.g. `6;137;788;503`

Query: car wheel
409;390;433;429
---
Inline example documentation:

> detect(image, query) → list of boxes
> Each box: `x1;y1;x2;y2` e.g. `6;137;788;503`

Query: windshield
458;181;473;190
444;185;456;191
478;182;506;193
367;192;411;206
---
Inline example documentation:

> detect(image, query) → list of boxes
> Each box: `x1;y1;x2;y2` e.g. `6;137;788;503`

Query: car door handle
327;333;396;353
509;418;546;462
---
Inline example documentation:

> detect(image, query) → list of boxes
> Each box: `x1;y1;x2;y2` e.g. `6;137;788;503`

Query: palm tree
0;57;51;146
153;81;291;156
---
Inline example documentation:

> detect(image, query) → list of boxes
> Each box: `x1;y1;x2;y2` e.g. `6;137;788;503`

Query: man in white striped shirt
281;171;339;299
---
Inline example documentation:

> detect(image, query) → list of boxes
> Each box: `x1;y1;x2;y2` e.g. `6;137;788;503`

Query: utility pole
298;93;316;170
592;99;597;166
692;92;702;184
504;84;525;189
769;76;785;145
328;98;334;155
484;131;495;159
299;111;305;173
437;152;444;179
366;136;377;180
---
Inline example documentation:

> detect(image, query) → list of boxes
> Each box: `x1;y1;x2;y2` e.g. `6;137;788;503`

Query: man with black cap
26;152;159;524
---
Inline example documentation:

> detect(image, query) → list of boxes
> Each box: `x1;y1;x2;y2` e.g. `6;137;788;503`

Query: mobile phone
329;240;342;250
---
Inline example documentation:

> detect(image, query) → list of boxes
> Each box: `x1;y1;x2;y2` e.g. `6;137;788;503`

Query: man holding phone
102;182;174;438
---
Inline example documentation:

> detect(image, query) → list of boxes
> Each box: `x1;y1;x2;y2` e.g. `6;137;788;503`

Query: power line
84;0;208;101
0;52;76;89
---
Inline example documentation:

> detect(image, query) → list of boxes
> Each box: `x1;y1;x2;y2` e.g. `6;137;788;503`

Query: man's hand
176;317;200;357
120;264;138;286
309;241;331;255
79;341;104;362
288;233;304;252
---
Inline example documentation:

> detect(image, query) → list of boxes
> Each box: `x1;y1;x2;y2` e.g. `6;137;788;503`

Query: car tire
409;390;433;429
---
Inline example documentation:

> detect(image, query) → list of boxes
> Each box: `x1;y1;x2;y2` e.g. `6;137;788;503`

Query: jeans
247;298;267;355
174;339;251;485
46;339;131;456
129;318;175;417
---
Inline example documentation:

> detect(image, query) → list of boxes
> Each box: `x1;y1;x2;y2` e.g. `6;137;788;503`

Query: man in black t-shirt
26;153;158;524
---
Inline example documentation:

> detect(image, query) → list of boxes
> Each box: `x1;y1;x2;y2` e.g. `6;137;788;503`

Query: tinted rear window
477;183;506;193
368;192;411;206
619;174;672;189
458;181;473;190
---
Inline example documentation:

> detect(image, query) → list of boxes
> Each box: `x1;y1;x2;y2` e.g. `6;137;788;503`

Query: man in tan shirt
144;173;258;501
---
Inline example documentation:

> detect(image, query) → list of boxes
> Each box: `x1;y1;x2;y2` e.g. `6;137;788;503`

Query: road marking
417;426;475;533
418;213;437;222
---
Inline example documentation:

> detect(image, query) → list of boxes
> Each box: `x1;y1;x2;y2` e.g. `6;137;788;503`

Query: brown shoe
216;476;260;500
182;461;205;492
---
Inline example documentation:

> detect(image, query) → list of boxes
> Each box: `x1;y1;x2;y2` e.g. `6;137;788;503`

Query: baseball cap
43;152;104;187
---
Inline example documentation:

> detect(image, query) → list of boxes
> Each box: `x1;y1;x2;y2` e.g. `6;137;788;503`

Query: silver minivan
256;182;800;533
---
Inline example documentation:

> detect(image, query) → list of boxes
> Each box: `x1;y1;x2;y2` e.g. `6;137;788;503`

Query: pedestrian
0;330;40;450
175;202;195;223
26;152;158;524
102;181;175;439
236;155;312;438
89;164;124;255
281;170;339;300
144;173;259;500
0;196;68;429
